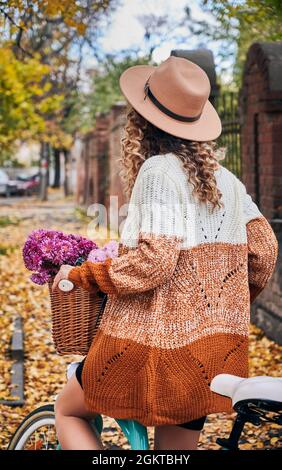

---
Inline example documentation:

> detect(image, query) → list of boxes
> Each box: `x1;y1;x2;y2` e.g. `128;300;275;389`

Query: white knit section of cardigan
120;153;263;248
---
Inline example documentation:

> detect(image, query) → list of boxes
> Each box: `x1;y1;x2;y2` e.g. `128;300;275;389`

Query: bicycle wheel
7;404;148;450
7;404;58;450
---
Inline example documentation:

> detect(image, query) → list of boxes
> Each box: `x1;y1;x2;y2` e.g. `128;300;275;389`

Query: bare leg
55;374;104;450
154;425;201;450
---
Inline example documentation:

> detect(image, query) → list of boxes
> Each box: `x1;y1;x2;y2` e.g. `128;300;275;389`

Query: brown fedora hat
119;55;222;142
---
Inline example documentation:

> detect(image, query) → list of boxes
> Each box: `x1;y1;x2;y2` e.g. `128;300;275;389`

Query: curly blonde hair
119;103;225;212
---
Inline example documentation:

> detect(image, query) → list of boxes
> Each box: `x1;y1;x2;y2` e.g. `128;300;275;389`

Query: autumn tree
0;48;62;162
0;0;118;199
199;0;282;85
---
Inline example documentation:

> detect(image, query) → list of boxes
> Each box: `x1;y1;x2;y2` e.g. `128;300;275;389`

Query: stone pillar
240;41;282;344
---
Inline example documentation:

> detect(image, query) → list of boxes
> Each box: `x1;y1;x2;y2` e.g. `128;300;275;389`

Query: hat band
144;82;202;123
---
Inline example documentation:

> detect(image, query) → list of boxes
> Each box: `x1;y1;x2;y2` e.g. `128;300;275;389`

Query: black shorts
75;359;206;431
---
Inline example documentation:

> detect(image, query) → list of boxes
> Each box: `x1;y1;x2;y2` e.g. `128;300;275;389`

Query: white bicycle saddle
210;374;282;406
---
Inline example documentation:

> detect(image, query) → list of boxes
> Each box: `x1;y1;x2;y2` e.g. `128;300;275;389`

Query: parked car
0;169;18;196
0;170;40;196
16;173;40;195
0;169;9;195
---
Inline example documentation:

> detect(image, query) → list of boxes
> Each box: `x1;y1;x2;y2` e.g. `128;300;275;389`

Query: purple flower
40;238;56;261
30;271;50;285
23;229;97;285
77;238;97;257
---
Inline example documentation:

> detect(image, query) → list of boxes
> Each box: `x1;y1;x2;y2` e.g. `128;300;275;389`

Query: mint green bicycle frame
57;414;149;450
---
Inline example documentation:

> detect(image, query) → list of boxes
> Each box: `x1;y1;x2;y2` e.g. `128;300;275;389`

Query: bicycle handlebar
58;279;74;292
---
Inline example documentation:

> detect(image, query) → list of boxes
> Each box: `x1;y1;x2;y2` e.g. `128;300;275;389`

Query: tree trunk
63;149;71;197
39;142;50;201
52;148;61;188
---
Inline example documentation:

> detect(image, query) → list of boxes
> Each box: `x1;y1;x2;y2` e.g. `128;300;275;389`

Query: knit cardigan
69;152;278;426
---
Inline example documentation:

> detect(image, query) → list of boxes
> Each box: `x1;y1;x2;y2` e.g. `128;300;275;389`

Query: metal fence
215;91;241;178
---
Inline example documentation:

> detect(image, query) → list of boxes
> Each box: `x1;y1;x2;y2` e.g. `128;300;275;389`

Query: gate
215;91;241;178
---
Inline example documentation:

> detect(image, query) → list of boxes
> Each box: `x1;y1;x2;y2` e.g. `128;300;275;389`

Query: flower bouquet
23;229;118;355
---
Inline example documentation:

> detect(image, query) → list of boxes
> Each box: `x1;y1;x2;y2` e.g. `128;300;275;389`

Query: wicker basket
47;280;107;355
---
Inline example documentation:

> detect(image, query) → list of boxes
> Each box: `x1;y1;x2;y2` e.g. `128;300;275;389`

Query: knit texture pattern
68;152;279;426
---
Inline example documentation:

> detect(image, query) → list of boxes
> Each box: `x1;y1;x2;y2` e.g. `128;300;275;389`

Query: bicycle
7;363;282;450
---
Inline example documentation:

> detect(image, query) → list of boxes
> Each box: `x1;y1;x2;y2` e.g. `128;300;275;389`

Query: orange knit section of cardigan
80;329;248;426
246;217;278;302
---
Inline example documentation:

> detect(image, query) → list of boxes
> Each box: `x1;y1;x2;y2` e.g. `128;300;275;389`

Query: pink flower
87;240;119;263
87;248;107;263
103;240;119;259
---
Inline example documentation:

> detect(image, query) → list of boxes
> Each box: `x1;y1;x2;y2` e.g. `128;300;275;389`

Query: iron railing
215;91;241;178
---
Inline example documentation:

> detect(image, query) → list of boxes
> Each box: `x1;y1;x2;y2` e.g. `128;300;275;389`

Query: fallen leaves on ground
0;192;281;450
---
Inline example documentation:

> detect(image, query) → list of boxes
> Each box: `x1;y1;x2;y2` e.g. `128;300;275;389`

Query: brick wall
107;102;127;211
76;113;111;207
75;103;128;238
240;42;282;344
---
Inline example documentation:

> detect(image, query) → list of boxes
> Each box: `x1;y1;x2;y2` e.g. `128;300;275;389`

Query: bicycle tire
7;404;56;450
7;404;148;450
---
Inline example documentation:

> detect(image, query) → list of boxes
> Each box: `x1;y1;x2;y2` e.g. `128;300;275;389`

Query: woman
53;56;278;450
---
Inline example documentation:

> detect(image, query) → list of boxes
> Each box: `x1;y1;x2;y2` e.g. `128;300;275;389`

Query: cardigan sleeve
237;179;279;303
246;216;278;303
68;166;184;295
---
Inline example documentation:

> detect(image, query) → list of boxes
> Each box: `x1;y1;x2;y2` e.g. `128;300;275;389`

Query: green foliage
0;216;20;228
61;88;88;137
201;0;282;86
73;206;91;223
264;0;282;16
87;55;154;126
